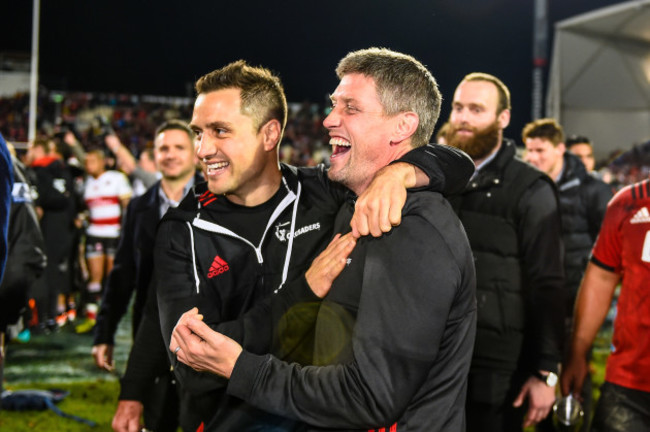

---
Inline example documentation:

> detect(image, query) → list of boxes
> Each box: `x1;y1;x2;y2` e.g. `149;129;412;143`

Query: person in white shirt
77;149;132;333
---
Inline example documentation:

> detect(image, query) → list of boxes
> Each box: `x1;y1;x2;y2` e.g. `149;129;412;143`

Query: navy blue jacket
0;133;12;285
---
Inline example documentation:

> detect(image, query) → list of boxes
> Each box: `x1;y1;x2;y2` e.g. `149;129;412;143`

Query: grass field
1;311;614;431
0;380;121;431
1;315;131;431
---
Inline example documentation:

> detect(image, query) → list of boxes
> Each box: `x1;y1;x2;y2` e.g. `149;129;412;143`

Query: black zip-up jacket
227;189;477;432
157;164;347;430
29;156;76;262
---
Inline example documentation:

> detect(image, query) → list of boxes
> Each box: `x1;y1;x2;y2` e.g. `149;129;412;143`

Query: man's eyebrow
453;101;485;110
329;95;357;105
206;121;231;129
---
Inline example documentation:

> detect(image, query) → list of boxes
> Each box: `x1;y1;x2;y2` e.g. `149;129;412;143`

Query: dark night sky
2;0;628;137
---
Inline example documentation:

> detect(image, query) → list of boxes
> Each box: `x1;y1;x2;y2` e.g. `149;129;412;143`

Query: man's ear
497;109;511;130
261;119;282;152
557;142;566;156
391;112;419;146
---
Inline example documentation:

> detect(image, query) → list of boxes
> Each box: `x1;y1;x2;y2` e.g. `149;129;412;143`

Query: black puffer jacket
556;152;613;310
447;139;565;375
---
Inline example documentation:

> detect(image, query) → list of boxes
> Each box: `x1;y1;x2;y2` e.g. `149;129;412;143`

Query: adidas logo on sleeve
630;207;650;224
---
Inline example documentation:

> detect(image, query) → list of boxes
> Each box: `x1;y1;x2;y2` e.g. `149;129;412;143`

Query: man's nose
196;135;212;159
323;108;340;129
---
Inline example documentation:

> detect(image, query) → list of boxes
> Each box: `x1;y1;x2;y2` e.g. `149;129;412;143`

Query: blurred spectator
131;147;160;197
0;142;47;340
566;135;596;173
604;140;650;187
77;150;132;334
49;137;87;326
104;133;159;197
1;90;333;171
25;137;77;332
435;121;450;145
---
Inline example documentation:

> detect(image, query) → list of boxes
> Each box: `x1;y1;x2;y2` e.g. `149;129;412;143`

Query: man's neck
550;159;565;183
353;142;414;196
161;173;194;202
225;166;283;207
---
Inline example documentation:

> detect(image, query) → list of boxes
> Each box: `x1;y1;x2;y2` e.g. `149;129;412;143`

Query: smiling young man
91;120;201;432
522;118;612;430
444;74;566;431
170;49;477;432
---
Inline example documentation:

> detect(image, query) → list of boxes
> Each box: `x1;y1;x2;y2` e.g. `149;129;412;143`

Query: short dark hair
31;137;51;153
461;72;511;113
195;60;287;136
336;47;442;147
155;119;194;141
521;118;564;146
565;135;592;148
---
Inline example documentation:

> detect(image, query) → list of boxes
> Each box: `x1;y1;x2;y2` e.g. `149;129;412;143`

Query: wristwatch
533;370;558;387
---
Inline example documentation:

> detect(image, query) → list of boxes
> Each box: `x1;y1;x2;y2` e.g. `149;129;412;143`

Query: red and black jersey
591;179;650;393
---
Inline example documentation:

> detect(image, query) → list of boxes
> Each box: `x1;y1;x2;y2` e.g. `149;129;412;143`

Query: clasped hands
170;308;241;379
171;232;357;378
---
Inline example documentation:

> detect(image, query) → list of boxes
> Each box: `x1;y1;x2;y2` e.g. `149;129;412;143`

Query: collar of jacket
466;138;516;191
558;152;588;188
137;172;205;212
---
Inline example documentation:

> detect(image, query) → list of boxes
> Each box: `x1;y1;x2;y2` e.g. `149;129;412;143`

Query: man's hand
112;400;143;432
63;131;78;147
171;311;242;379
561;352;589;399
92;344;115;371
104;134;122;153
513;375;556;428
351;162;425;238
169;308;204;357
305;233;356;297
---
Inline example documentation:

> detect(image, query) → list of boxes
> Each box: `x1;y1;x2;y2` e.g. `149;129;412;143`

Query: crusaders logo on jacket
274;221;321;242
275;221;291;242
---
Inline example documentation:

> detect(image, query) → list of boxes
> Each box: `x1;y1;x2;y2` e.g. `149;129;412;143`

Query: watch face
547;372;558;387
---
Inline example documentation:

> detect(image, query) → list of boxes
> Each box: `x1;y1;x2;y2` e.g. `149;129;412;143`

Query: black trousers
143;372;180;432
466;370;528;432
591;382;650;432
